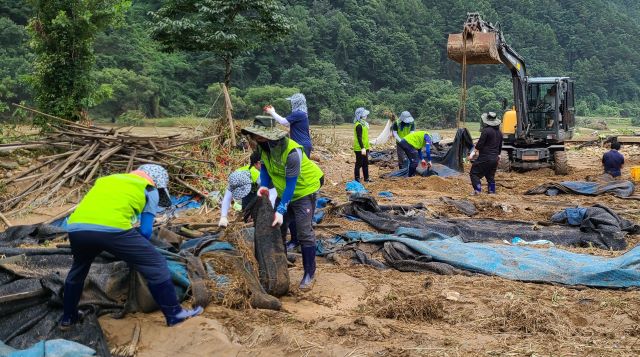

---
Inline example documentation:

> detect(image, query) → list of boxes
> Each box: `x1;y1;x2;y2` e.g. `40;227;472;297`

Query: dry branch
1;105;218;216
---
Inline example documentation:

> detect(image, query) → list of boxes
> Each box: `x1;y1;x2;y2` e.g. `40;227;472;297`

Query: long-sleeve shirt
474;126;503;162
355;125;364;149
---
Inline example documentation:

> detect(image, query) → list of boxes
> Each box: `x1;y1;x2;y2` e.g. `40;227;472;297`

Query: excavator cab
524;78;575;141
447;13;575;175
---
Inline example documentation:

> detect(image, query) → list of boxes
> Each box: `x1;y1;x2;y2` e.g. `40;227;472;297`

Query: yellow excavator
448;13;575;175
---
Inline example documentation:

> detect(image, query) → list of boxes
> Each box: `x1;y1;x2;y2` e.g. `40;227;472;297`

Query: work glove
427;161;432;170
218;216;228;227
272;212;284;227
467;154;474;162
361;148;367;155
420;159;427;168
257;186;269;198
263;105;275;115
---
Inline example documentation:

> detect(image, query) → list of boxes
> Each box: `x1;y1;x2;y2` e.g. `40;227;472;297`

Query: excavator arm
448;13;528;138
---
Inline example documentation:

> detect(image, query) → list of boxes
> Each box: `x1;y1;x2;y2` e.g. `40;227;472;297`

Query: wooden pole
0;212;12;228
220;83;237;147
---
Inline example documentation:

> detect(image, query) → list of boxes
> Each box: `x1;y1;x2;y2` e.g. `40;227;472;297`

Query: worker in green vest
241;116;324;291
218;151;276;227
391;111;415;169
399;130;433;177
61;164;202;330
353;107;372;182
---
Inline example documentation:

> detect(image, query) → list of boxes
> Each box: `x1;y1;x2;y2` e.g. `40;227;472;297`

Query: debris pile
0;117;216;215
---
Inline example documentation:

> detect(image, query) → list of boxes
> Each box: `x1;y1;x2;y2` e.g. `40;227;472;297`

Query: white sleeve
392;131;401;142
270;111;290;127
220;189;233;217
268;188;277;208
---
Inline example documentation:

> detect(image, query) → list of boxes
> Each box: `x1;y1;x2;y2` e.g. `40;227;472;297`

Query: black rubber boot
299;246;316;291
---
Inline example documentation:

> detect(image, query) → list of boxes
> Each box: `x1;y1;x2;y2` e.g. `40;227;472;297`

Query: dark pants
66;229;171;287
303;145;312;160
280;193;317;248
470;159;499;190
396;143;408;169
354;150;369;181
399;140;420;177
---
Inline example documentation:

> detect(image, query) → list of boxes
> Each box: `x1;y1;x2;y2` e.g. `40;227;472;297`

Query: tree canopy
1;0;640;127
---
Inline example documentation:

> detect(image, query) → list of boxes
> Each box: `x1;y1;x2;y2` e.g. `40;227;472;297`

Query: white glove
420;159;427;168
272;212;283;227
361;148;367;155
218;216;228;227
264;106;275;115
257;186;269;198
427;161;432;169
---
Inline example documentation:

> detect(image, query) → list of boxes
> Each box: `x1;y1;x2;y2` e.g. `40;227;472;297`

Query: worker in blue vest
60;164;202;329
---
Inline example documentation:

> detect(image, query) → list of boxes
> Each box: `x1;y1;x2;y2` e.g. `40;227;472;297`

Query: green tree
319;108;338;127
27;0;130;122
149;0;291;88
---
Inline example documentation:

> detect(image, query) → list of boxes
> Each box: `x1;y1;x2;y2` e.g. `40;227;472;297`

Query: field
2;120;640;356
107;123;640;356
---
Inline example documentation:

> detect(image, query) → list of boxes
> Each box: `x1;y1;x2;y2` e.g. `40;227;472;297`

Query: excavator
447;13;575;175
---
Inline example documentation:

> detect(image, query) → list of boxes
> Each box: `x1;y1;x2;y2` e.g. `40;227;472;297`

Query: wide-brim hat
241;115;288;141
228;170;252;200
481;112;501;126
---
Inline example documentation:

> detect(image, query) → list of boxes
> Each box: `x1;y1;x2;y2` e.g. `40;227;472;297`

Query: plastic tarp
345;228;640;288
0;339;95;357
369;119;393;146
0;223;238;354
526;180;636;198
551;204;640;239
343;194;628;250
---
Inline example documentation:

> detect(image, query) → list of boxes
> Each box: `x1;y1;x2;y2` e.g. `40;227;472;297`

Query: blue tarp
346;181;367;193
526;180;635;198
344;228;640;288
0;339;95;357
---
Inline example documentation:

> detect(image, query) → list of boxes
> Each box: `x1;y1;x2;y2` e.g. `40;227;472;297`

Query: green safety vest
353;121;370;151
404;130;431;150
68;173;150;230
237;164;260;184
261;139;324;202
396;121;412;139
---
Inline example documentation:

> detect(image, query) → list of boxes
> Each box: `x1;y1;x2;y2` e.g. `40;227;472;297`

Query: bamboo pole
220;83;237;147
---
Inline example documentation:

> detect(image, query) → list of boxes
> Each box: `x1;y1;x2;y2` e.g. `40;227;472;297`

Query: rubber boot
299;246;316;291
59;282;85;330
148;279;203;326
488;182;496;194
472;183;481;195
286;222;300;251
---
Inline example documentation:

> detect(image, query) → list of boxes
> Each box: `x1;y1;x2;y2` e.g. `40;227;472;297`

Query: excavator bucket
447;32;502;65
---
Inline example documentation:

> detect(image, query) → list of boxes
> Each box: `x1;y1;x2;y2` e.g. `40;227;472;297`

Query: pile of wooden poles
1;106;215;216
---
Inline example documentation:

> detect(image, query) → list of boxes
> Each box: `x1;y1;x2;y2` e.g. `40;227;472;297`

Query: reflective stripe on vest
404;130;430;150
353;122;370;151
261;139;323;202
68;173;149;230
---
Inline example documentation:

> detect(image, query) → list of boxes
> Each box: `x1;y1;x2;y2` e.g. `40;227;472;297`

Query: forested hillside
2;0;640;127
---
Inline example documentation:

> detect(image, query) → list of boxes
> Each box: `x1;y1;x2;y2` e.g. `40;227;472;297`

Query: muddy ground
4;124;640;356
